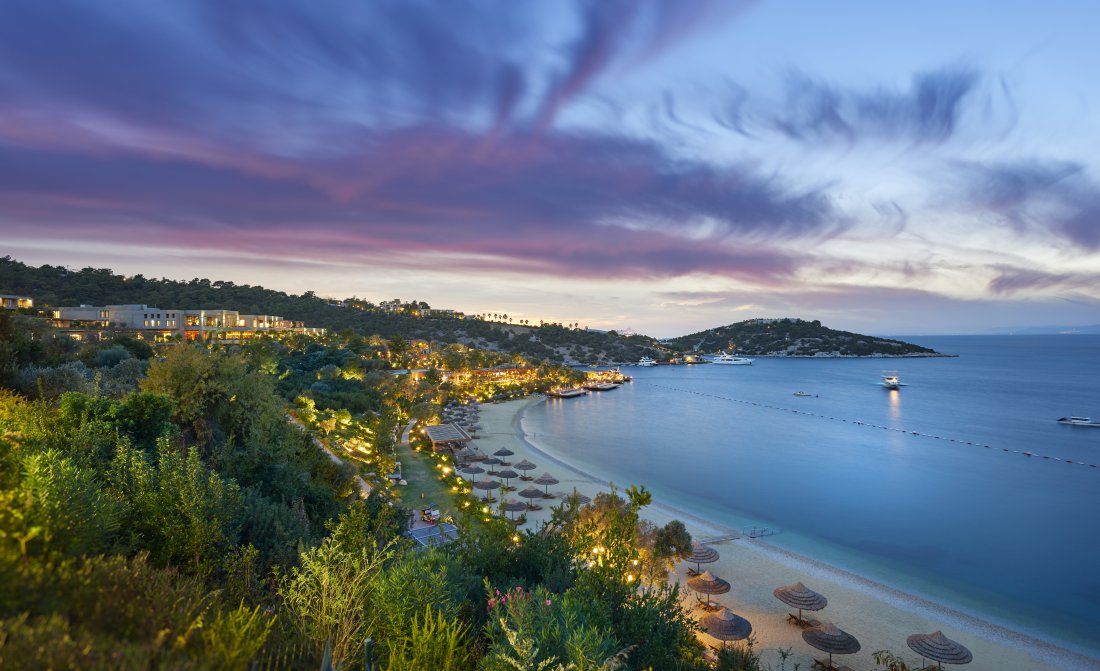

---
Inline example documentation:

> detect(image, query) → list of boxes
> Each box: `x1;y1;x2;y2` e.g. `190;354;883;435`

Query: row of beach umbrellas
682;545;972;670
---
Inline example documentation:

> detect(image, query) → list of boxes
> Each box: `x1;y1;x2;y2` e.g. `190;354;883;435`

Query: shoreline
467;396;1100;671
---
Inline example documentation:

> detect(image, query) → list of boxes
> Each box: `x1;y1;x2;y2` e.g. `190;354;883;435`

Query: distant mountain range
978;324;1100;335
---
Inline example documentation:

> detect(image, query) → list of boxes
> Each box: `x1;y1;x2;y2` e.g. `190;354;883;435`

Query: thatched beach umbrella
514;459;537;480
773;581;828;626
493;447;515;465
481;456;502;474
453;446;479;462
459;464;485;476
495;468;519;490
472;478;500;501
517;486;544;509
686;570;731;607
699;608;752;647
534;472;559;498
684;543;720;575
907;631;973;669
503;499;527;520
802;623;860;670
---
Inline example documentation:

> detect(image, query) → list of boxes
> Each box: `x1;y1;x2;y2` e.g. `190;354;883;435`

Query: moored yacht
637;356;656;367
1056;416;1100;427
881;371;901;389
711;352;753;365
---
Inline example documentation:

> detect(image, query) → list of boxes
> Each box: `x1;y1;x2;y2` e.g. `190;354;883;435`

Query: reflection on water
887;388;901;422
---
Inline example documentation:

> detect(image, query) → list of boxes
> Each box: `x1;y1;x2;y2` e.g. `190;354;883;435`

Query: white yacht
712;352;753;365
881;371;901;389
637;356;656;367
1057;416;1100;427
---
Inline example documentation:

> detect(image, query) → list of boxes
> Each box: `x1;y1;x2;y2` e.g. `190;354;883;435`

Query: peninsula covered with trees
664;318;943;358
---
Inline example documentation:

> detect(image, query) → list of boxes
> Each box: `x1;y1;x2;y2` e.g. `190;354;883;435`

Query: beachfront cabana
514;459;537;480
495;468;519;491
699;608;752;648
802;623;860;671
906;631;973;669
534;472;560;498
685;543;719;576
686;570;731;609
424;423;473;454
773;581;828;627
493;447;515;465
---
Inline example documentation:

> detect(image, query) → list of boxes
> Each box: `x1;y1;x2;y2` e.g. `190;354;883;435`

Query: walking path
285;413;371;499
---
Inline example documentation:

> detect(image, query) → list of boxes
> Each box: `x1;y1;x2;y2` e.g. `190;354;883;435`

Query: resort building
50;304;324;342
0;294;33;310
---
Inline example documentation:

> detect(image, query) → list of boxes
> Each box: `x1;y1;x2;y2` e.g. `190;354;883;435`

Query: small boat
1056;416;1100;427
792;391;812;397
637;356;656;367
546;387;588;398
712;352;753;365
881;371;901;389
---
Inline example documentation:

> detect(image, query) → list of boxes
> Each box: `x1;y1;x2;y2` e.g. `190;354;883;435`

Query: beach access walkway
285;413;371;499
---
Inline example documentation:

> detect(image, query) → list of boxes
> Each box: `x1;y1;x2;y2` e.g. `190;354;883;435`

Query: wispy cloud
952;160;1100;250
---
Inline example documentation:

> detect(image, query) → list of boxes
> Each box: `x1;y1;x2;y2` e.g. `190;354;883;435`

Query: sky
2;0;1099;337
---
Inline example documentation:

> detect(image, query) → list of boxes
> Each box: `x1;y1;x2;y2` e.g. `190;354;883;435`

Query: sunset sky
3;0;1099;336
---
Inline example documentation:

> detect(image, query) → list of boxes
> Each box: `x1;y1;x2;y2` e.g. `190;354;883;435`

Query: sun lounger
787;613;821;628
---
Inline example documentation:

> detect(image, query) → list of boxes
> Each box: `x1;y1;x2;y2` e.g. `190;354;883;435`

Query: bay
521;335;1100;653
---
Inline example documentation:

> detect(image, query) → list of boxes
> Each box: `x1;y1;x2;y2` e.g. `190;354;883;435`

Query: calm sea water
522;335;1100;653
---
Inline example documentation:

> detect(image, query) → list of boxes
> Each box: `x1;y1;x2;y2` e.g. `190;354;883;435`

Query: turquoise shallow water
520;335;1100;654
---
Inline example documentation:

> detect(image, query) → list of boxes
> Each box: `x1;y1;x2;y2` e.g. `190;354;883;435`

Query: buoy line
644;382;1098;471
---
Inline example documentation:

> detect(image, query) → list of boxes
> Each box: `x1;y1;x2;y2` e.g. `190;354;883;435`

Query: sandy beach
461;397;1100;671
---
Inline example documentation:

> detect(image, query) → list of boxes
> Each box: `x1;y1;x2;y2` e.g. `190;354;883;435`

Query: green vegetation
664;318;941;357
1;256;663;364
0;319;762;669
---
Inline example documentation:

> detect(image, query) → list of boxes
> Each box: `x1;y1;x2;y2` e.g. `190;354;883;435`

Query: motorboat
792;391;813;397
712;352;753;365
881;371;901;389
637;356;656;367
1056;416;1100;427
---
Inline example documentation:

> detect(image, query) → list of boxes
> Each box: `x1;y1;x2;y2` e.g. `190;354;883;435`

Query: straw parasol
481;456;502;474
534;472;560;498
503;499;527;520
686;570;731;607
906;631;973;669
514;459;537;480
685;543;719;575
564;488;592;506
699;608;753;647
472;478;500;501
493;447;515;465
459;464;485;476
517;486;544;509
802;623;860;670
773;581;827;626
495;468;519;490
453;446;479;462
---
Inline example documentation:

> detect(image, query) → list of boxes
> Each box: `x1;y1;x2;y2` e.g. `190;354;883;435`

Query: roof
424;423;472;444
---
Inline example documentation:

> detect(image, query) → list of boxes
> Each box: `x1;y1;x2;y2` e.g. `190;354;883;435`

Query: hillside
0;257;663;364
664;317;943;357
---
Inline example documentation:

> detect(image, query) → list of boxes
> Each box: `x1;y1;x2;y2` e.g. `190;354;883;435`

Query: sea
520;335;1100;656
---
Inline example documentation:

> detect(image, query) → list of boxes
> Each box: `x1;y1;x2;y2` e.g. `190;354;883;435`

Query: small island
663;317;947;358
